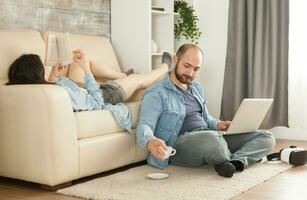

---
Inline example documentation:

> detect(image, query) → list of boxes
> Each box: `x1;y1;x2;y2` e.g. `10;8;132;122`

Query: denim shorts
100;80;125;105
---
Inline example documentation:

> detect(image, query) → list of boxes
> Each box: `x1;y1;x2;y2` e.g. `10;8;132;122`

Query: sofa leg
41;181;72;191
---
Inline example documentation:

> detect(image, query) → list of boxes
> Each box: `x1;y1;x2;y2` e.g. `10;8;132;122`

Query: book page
57;32;73;65
45;34;58;66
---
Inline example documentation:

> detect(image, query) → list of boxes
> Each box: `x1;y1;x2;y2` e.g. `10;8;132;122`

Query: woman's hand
73;49;92;74
48;63;65;82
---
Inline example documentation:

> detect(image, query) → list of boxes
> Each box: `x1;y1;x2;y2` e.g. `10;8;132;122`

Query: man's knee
191;131;224;149
257;130;276;151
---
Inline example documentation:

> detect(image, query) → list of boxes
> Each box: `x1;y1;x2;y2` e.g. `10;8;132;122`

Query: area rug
58;161;290;200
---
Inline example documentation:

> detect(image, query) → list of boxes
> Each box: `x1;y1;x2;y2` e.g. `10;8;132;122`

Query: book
45;32;73;66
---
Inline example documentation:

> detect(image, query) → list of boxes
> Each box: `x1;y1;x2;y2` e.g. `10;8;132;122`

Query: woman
6;50;170;132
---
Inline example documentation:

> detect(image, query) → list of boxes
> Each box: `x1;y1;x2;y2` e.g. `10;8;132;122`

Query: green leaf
174;0;202;42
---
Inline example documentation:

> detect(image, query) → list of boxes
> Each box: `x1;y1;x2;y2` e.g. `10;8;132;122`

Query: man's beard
175;64;194;85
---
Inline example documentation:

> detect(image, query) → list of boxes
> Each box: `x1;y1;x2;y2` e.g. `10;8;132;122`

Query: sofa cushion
0;30;46;85
75;101;140;139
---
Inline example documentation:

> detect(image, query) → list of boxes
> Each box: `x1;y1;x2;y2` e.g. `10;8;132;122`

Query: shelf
151;10;178;15
151;53;163;56
151;52;175;56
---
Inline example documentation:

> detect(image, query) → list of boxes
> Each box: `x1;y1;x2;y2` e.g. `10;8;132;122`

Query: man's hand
147;138;167;160
217;121;232;131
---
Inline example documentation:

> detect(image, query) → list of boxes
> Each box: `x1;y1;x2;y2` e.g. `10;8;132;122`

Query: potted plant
174;0;202;43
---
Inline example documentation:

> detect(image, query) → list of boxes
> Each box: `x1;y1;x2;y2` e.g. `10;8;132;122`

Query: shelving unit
111;0;176;73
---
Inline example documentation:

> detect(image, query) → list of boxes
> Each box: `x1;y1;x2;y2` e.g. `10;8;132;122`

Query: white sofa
0;30;148;190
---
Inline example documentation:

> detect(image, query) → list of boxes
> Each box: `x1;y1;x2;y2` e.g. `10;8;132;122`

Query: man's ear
173;56;178;67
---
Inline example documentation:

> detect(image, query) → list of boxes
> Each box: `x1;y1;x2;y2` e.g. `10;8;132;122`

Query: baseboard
270;126;307;141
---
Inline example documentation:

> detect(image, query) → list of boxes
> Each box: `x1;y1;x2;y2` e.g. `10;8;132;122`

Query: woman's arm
48;63;66;82
55;74;104;111
72;49;92;74
73;50;105;105
53;50;105;111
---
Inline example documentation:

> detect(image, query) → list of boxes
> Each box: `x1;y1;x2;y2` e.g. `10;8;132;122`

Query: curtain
220;0;289;128
288;0;307;129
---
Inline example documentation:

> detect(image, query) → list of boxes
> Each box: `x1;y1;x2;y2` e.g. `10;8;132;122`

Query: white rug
58;161;291;200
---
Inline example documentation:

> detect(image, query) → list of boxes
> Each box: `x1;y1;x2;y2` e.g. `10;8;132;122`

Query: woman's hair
6;54;50;85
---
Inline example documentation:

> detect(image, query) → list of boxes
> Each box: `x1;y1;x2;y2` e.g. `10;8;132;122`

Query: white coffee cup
163;146;176;160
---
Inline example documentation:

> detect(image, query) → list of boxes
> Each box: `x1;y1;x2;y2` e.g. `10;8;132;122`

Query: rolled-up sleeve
136;90;162;148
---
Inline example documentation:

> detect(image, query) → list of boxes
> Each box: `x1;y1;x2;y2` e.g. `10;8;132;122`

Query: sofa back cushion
0;30;46;85
41;32;121;84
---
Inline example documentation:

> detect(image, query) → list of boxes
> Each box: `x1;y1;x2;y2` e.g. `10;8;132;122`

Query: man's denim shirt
136;74;219;169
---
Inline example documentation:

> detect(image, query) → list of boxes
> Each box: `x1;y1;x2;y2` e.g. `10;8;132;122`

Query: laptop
222;98;273;135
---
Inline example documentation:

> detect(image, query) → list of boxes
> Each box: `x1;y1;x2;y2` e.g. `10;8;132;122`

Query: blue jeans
169;130;276;168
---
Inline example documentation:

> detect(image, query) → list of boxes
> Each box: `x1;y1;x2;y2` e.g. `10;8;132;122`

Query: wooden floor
0;139;306;200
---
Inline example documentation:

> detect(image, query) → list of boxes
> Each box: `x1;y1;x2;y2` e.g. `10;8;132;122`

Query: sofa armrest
0;85;79;186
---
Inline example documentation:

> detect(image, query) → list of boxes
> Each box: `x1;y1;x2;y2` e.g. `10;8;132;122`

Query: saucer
146;173;169;180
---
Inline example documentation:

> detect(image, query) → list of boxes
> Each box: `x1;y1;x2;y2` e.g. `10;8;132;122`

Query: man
136;44;275;178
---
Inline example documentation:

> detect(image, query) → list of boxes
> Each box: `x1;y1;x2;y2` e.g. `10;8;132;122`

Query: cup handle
170;149;176;156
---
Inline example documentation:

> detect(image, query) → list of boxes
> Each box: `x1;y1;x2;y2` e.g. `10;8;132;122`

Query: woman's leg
113;64;168;100
68;59;127;84
90;60;127;80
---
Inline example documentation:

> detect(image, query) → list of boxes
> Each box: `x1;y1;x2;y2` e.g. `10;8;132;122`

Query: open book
45;32;73;66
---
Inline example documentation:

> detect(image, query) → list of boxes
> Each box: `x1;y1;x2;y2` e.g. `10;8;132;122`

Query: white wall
192;0;307;141
193;0;229;118
281;0;307;140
